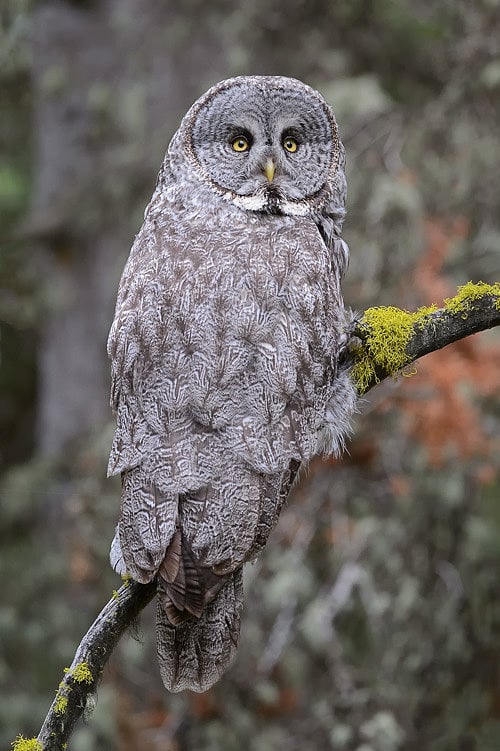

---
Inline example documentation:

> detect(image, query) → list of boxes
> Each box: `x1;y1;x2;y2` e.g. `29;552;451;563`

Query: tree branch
30;286;499;750
351;285;500;394
35;580;155;751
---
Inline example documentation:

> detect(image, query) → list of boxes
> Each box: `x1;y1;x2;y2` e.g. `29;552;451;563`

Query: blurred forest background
1;1;500;749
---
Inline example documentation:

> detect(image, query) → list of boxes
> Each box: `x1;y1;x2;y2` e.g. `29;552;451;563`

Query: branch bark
352;291;500;394
36;581;155;750
34;292;499;750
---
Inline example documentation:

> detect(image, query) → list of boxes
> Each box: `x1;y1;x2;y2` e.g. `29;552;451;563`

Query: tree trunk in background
30;0;229;455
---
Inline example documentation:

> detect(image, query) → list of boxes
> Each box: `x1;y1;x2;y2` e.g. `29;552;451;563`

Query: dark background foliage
1;1;499;748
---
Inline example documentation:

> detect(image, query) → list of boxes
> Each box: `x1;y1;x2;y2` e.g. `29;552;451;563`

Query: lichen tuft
444;281;500;314
351;280;500;392
54;692;68;715
352;304;437;392
11;736;43;751
65;661;93;685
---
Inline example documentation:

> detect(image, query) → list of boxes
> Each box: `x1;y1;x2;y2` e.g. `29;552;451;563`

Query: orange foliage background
397;217;500;470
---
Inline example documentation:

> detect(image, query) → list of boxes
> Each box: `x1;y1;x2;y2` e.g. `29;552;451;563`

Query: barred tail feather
156;568;244;692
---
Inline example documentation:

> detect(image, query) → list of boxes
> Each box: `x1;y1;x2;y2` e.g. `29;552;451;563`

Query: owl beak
263;159;275;182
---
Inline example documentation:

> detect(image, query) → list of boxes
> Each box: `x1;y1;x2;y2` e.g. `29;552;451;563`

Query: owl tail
155;567;244;692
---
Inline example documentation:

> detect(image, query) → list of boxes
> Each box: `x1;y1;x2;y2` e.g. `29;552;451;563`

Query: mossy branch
28;282;500;750
351;282;500;394
34;579;155;751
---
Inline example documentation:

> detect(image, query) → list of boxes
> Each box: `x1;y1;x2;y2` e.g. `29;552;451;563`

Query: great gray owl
108;75;357;692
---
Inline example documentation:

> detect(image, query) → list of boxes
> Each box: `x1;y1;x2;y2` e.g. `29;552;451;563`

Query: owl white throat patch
228;188;312;217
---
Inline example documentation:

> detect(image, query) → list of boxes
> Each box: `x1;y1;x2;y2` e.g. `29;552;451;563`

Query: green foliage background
1;1;499;749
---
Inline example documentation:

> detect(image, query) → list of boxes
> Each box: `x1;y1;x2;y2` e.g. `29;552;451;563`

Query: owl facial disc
183;76;342;216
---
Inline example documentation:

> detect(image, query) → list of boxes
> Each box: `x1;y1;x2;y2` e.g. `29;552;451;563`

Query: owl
108;76;357;692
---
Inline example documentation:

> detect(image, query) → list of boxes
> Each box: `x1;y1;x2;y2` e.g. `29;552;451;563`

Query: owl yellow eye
283;137;298;153
232;136;250;152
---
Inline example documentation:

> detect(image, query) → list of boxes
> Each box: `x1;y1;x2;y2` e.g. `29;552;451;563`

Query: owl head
168;76;346;222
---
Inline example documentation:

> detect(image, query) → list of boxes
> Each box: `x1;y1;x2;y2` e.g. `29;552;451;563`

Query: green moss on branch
11;736;43;751
352;282;500;393
443;281;500;313
352;304;436;392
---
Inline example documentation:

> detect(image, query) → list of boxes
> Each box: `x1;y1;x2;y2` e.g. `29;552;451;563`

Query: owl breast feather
108;210;347;489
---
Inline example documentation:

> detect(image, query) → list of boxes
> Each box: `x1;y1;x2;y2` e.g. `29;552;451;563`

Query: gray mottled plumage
108;76;357;692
